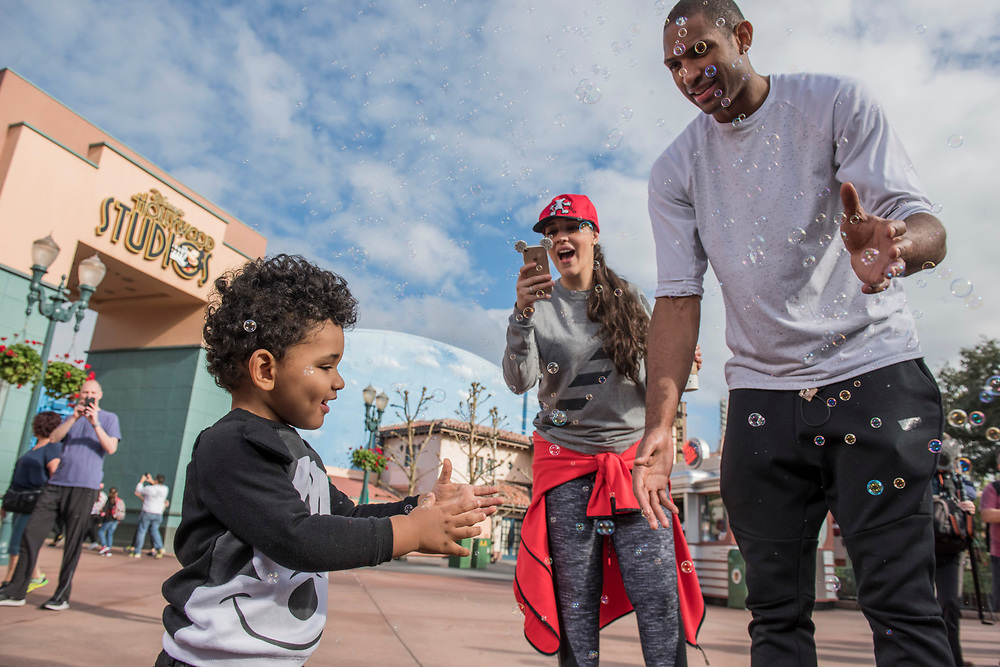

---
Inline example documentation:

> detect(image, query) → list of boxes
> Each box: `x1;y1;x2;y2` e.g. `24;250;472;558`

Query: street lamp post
17;236;107;457
0;237;107;567
360;384;389;505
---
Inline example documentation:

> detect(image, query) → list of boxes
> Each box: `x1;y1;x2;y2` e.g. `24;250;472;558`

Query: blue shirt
10;442;63;491
48;411;121;489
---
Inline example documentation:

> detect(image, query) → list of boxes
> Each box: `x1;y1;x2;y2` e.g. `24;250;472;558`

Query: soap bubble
243;319;258;332
861;248;879;266
825;575;841;592
867;480;884;496
844;434;856;445
814;435;825;446
549;444;561;456
596;519;615;535
950;279;973;298
826;398;837;408
605;128;624;150
267;571;279;584
575;79;602;104
546;362;560;374
986;427;1000;443
704;65;716;77
893;478;906;489
575;522;585;531
870;417;882;428
673;43;685;56
988;375;1000;391
694;40;707;54
839;390;851;401
550;411;567;426
715;17;726;27
970;411;985;426
947;409;968;427
788;228;806;244
947;134;963;148
927;438;943;452
748;413;765;427
680;560;694;573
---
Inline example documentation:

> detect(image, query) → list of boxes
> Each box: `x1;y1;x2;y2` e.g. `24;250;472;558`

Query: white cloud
4;0;999;450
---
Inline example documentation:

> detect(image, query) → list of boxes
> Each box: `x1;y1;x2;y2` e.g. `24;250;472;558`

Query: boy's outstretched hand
391;491;488;558
423;458;503;516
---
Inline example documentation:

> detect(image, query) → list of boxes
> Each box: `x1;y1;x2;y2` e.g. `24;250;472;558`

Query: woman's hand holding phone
515;260;555;313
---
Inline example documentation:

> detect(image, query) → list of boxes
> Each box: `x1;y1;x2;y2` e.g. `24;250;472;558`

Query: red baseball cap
534;194;600;233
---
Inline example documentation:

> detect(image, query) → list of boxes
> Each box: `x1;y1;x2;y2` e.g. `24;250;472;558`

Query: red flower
87;371;95;379
65;371;73;378
84;364;91;369
5;350;13;357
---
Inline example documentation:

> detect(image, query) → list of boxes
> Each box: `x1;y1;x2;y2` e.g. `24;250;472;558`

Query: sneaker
26;576;48;593
124;546;135;556
41;598;69;611
0;592;26;607
154;549;165;559
130;552;142;559
98;546;110;556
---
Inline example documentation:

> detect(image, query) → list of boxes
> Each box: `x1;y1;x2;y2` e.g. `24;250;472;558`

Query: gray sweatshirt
502;281;650;455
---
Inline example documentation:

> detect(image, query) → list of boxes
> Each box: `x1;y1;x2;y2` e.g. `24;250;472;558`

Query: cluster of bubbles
916;262;982;311
947;381;1000;442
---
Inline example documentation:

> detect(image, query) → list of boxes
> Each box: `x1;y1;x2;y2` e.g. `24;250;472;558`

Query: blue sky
3;0;998;451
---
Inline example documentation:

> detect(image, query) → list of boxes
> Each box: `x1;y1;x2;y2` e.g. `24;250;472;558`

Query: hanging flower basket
43;355;93;399
0;338;43;388
351;447;388;473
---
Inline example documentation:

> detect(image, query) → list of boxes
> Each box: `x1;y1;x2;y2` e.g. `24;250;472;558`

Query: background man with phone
0;378;121;611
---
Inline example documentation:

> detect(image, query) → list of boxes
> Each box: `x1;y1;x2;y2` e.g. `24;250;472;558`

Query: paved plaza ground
0;545;998;666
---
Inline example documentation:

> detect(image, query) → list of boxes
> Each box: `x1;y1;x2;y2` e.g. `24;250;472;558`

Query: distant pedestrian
932;441;976;667
96;487;126;556
127;474;169;558
979;452;1000;615
85;484;107;550
1;411;63;593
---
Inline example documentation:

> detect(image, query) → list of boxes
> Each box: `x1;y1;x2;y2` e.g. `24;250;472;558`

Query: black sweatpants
721;359;952;666
6;484;98;602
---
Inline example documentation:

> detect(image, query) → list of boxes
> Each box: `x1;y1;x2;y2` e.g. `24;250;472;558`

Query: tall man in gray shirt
633;1;953;664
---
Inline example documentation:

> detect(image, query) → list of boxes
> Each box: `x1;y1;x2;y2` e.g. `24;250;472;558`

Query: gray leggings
546;473;681;666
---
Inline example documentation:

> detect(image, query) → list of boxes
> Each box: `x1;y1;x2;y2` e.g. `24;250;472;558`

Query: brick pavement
0;545;997;666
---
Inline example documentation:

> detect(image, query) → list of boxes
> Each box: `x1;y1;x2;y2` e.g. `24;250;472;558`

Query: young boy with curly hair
156;254;499;667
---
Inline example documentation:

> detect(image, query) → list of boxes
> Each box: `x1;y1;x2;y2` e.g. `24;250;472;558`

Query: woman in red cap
504;194;701;665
